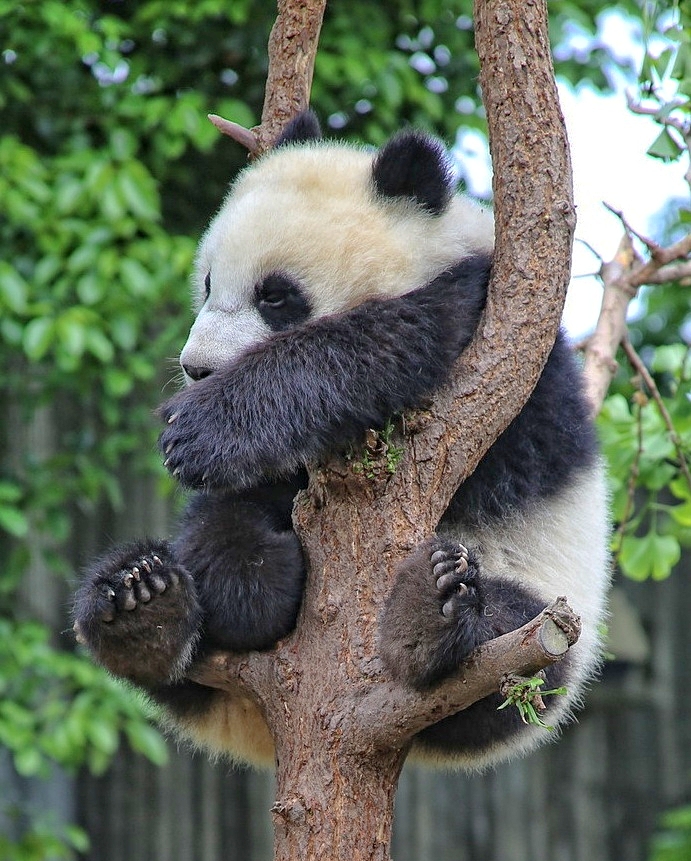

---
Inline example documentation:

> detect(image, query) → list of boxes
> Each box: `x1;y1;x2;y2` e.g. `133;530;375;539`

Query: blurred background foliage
0;0;690;857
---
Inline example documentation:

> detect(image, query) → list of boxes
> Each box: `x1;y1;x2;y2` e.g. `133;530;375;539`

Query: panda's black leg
73;539;202;686
379;536;485;689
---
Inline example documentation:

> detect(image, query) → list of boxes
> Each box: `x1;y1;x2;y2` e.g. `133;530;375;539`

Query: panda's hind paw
429;542;478;620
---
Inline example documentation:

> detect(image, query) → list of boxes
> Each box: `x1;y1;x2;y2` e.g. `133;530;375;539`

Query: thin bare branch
582;223;691;416
622;338;691;494
208;0;327;158
582;233;640;413
603;202;660;257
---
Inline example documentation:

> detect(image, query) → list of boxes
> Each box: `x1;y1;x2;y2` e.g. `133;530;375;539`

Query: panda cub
73;113;610;770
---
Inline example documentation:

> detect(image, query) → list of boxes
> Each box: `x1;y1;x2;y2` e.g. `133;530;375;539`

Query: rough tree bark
191;1;577;859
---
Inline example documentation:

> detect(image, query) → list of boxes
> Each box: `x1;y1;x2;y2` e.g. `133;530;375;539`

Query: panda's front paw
73;541;202;685
159;380;232;488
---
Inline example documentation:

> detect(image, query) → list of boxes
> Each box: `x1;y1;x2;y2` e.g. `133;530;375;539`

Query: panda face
179;140;493;383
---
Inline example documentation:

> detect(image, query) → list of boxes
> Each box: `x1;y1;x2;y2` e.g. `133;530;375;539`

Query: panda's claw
136;581;152;603
442;598;456;618
455;555;468;574
149;573;167;594
87;553;183;624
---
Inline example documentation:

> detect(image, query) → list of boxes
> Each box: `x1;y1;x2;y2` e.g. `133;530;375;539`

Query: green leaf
647;128;684;161
0;264;28;313
85;328;115;363
118;166;160;221
670;501;691;527
651;344;688;376
125;721;168;765
87;720;119;755
0;482;22;503
120;258;152;296
0;505;29;537
14;746;45;777
110;128;137;161
76;272;106;305
104;368;134;397
619;532;681;581
56;314;86;357
23;317;55;360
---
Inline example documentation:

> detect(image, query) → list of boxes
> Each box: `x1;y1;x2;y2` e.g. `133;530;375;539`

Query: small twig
207;114;259;155
603;202;661;257
630;232;691;289
621;337;691;495
582;225;691;415
626;91;690;137
644;260;691;285
575;236;604;264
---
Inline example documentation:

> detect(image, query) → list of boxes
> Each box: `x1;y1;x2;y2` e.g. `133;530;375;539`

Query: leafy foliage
649;805;691;861
598;344;691;580
497;675;567;731
593;5;691;582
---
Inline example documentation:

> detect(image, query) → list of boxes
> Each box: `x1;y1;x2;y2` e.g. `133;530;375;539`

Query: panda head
179;113;494;383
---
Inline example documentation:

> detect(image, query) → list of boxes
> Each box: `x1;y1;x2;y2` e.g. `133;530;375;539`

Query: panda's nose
183;365;213;382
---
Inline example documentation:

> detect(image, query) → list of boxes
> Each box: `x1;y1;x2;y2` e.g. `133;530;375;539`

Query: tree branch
581;226;691;415
621;337;691;493
208;0;327;156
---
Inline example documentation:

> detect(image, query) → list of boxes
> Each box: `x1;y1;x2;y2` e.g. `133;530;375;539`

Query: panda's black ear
372;130;454;215
274;111;322;147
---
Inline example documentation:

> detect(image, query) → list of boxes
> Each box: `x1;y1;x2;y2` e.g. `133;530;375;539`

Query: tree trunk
191;1;576;858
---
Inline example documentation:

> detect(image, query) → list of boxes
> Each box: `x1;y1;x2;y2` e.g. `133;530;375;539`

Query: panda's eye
204;272;211;301
254;272;312;332
260;291;286;309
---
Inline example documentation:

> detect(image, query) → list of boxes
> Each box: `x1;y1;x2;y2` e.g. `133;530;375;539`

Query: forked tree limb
351;598;580;753
184;1;583;858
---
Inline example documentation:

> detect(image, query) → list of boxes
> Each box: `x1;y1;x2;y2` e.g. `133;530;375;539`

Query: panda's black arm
159;256;490;490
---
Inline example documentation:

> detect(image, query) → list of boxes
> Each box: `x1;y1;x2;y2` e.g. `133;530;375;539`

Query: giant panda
73;112;610;771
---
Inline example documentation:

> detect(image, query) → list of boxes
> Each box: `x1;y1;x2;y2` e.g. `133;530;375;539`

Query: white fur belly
168;695;275;768
441;462;611;686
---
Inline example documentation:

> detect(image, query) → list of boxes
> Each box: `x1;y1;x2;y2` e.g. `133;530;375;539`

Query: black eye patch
204;272;211;301
254;272;312;331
